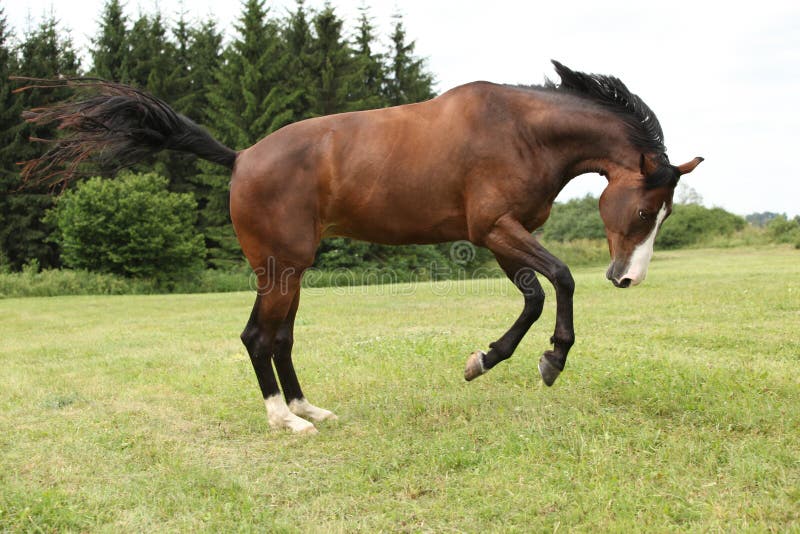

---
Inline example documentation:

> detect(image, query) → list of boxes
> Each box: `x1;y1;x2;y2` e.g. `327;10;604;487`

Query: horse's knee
241;323;273;361
273;330;294;360
240;324;259;352
553;265;575;296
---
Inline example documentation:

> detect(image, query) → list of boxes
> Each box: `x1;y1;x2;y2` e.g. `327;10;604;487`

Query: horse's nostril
619;278;632;288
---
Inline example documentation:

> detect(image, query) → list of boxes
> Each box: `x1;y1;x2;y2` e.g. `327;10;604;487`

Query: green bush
765;215;800;248
690;224;770;249
46;173;206;282
539;238;609;267
540;195;605;242
657;205;746;249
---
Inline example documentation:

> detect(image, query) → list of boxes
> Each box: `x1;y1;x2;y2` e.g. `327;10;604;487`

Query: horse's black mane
509;60;678;187
545;60;666;154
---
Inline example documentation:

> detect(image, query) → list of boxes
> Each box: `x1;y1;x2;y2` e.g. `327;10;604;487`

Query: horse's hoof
464;350;486;381
270;416;318;434
296;423;319;435
266;395;319;434
289;398;338;423
538;354;562;387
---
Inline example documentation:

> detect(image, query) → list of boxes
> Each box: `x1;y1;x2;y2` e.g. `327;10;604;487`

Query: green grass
1;247;798;532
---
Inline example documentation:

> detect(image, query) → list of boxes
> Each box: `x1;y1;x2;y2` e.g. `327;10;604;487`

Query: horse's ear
676;157;704;176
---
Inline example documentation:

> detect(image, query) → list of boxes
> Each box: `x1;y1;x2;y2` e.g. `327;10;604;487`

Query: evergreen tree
0;6;24;269
201;0;299;267
0;2;441;273
4;16;81;269
384;13;435;106
160;10;199;194
181;18;227;261
125;12;174;98
168;9;193;111
207;0;297;145
124;11;188;184
193;158;241;269
90;0;128;81
347;6;385;111
169;16;223;192
87;0;131;182
308;4;355;116
187;18;223;124
283;0;315;121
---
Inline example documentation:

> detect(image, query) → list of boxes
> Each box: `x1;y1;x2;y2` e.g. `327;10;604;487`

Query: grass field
1;247;798;532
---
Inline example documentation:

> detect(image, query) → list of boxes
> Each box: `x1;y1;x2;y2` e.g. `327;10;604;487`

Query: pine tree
125;12;174;98
308;4;355;116
90;0;129;81
124;11;188;184
181;18;226;258
0;6;24;269
384;13;435;106
168;9;193;111
4;16;81;269
347;6;385;111
207;0;297;146
187;19;223;124
160;10;198;194
201;0;299;267
283;0;315;122
87;0;132;182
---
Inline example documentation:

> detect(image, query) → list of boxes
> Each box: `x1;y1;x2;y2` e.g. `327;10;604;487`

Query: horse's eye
638;209;648;221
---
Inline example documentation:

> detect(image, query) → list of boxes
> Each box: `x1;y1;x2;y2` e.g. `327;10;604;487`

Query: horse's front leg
464;255;546;380
474;215;575;386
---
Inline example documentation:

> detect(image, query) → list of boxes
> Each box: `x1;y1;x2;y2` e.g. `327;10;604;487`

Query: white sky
6;0;800;216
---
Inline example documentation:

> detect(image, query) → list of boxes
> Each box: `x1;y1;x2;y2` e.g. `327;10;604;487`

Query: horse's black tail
13;77;237;187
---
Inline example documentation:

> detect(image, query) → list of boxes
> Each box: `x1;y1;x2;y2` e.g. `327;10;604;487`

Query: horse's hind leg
230;162;329;432
241;273;316;434
273;289;338;423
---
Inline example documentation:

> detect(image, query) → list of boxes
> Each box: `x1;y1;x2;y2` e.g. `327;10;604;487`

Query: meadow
1;247;798;532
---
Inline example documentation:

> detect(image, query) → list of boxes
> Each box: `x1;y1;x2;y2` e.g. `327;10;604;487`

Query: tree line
3;1;797;282
0;0;451;274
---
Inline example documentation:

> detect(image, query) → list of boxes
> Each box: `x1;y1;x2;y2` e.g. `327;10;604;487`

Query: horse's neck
518;93;637;186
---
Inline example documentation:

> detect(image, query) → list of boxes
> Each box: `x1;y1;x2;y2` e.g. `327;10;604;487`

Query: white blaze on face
621;203;668;286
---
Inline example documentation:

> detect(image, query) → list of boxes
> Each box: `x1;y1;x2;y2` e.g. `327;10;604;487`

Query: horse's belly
322;204;467;245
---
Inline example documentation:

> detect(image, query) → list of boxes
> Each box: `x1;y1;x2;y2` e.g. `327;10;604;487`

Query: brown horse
18;61;702;433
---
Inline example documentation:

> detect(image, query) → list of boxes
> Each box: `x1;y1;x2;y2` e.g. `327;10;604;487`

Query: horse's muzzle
606;262;632;288
610;277;632;288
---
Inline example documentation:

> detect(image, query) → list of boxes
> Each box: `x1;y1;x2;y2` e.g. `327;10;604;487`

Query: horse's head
600;154;703;288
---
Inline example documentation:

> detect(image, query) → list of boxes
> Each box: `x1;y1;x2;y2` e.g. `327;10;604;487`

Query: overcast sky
6;0;800;216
